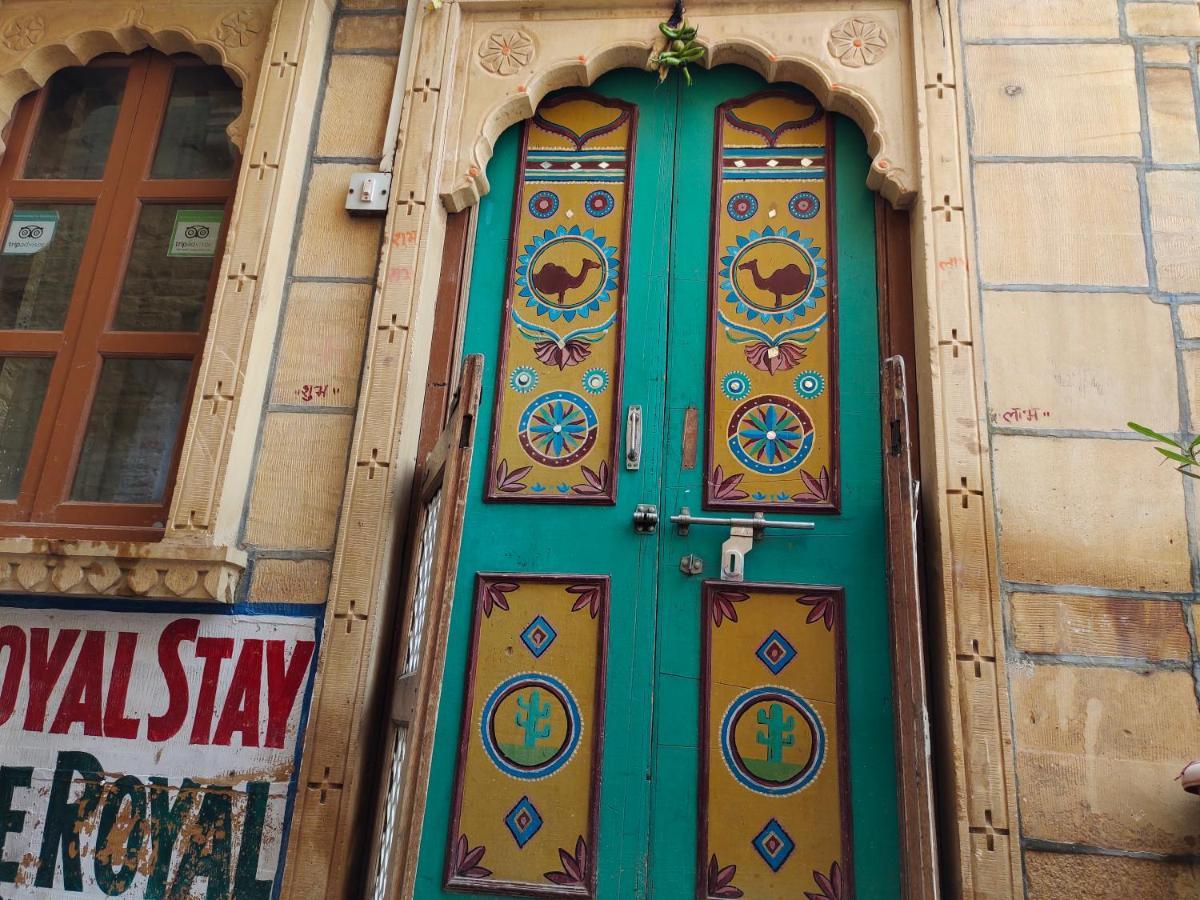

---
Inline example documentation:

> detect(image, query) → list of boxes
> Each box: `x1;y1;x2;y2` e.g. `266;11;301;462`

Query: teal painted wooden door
414;66;899;900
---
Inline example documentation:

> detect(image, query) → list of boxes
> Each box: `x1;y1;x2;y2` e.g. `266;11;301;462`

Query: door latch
632;503;658;534
720;525;755;582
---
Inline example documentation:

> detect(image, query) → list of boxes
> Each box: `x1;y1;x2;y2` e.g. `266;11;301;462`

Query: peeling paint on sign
0;598;322;898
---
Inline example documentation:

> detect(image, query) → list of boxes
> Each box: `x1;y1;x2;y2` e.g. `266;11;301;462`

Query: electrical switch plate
345;171;391;215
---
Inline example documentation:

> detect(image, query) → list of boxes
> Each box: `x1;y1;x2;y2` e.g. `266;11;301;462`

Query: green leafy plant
1129;421;1200;478
652;19;705;86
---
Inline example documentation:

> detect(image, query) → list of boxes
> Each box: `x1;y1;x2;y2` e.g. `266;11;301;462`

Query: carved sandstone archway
437;14;917;211
0;4;274;152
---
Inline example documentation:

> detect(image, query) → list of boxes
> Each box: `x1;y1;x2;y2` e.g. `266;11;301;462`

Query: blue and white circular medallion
788;191;820;220
528;190;559;219
727;192;759;222
721;371;752;400
584;190;615;218
581;368;609;394
510;366;538;393
793;370;825;399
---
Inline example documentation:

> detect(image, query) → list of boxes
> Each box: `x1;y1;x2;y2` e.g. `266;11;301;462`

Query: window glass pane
112;203;224;332
151;66;239;179
71;358;192;504
0;357;53;499
0;204;93;330
25;67;127;180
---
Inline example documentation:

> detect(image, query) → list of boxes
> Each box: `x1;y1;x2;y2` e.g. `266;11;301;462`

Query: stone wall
236;2;403;895
959;0;1200;894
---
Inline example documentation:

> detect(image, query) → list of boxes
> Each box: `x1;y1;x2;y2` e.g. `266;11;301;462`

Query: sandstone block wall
237;5;401;893
960;0;1200;894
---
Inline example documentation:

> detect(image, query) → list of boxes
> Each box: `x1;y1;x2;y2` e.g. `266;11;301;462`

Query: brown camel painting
737;257;811;308
532;258;602;306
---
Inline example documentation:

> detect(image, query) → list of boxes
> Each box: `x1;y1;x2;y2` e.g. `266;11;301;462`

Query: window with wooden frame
0;50;239;540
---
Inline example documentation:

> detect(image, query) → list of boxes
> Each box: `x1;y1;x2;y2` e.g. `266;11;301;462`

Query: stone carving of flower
215;9;262;49
478;30;534;76
2;15;45;51
828;17;888;68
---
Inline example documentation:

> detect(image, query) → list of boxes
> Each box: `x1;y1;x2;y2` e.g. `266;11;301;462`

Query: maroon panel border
484;92;638;505
702;88;841;514
696;580;854;900
445;572;610;898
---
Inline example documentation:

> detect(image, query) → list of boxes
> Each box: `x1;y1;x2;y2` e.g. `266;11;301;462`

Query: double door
410;66;903;899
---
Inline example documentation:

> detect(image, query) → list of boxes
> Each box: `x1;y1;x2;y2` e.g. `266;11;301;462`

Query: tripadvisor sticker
168;209;223;258
3;210;58;255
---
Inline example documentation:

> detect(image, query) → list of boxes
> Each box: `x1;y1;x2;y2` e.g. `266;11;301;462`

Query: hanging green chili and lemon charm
653;20;705;86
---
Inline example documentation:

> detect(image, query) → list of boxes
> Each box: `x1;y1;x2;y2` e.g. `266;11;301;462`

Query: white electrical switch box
346;171;391;215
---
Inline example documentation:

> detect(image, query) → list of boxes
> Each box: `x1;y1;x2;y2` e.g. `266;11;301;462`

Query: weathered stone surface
982;292;1176;432
245;412;354;550
974;164;1147;287
1025;851;1200;899
1011;592;1191;661
270;282;371;408
966;45;1140;157
959;0;1120;39
1012;665;1200;854
334;13;404;50
317;55;398;158
1178;304;1200;339
1126;2;1200;37
294;164;386;278
1143;44;1193;64
1148;171;1200;293
993;435;1190;591
1147;67;1200;163
250;558;332;604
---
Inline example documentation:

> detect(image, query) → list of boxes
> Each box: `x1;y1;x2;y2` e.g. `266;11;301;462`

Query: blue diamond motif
519;615;558;658
752;818;795;872
755;629;797;675
504;796;543;848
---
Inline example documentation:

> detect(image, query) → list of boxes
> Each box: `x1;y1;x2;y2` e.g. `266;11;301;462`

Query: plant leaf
1129;422;1179;446
1155;447;1194;465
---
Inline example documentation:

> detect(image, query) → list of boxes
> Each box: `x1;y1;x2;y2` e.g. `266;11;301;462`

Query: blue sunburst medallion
726;394;815;474
719;226;827;324
515;225;619;322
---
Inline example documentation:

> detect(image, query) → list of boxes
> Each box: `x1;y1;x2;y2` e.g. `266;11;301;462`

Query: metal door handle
625;405;642;471
669;507;815;538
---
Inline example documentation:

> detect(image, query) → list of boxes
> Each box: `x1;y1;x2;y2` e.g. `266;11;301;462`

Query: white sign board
3;211;58;255
0;599;322;899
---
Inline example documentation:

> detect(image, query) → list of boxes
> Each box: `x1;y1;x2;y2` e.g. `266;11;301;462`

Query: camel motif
532;258;602;306
737;257;811;308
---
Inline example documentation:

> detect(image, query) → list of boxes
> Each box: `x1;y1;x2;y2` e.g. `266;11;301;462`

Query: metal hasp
668;507;816;582
633;503;659;534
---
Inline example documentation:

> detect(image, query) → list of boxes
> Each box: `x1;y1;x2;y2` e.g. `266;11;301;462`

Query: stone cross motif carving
478;29;534;76
827;17;889;68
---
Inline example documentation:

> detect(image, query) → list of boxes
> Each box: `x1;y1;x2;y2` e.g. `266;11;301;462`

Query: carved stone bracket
0;542;246;602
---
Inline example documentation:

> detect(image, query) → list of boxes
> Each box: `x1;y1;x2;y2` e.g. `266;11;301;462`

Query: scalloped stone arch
439;13;916;212
0;11;271;156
